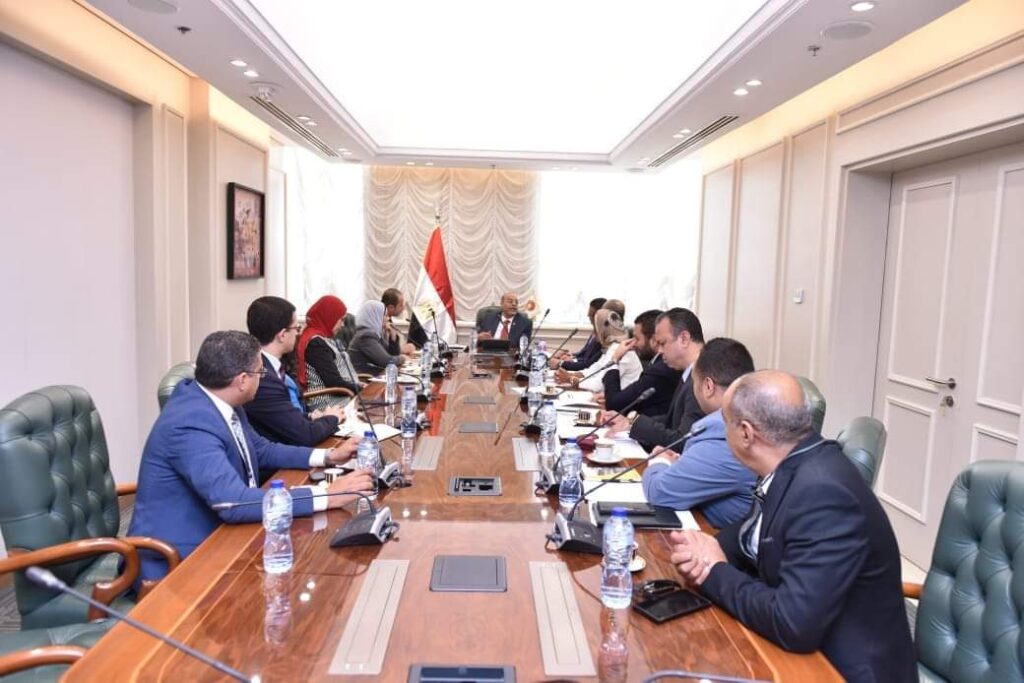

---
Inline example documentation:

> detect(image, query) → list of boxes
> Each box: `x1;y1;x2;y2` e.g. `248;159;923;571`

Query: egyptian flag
412;216;457;345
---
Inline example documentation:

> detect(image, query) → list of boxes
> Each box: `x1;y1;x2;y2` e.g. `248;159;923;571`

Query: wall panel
730;144;784;369
695;165;735;338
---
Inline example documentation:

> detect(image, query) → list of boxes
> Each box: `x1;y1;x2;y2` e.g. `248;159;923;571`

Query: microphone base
547;513;603;555
522;423;541;437
330;507;399;548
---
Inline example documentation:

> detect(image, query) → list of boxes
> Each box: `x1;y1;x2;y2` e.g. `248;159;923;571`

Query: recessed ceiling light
127;0;179;14
406;161;415;166
850;1;875;12
336;146;348;152
679;128;692;134
425;162;434;166
296;115;311;122
672;133;685;139
229;59;247;68
304;120;317;127
341;151;353;156
733;87;749;96
243;69;259;78
745;79;762;87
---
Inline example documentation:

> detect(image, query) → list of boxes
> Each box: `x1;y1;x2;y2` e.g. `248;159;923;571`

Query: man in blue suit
128;331;373;583
550;297;605;371
476;292;532;349
669;370;915;682
244;296;345;446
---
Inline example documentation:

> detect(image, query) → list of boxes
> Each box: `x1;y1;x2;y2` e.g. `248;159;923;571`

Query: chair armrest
303;387;356;399
116;482;138;496
121;536;181;600
0;538;139;621
903;582;922;599
0;645;86;675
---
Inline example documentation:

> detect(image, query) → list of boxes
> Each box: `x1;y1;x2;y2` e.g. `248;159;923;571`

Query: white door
873;142;1024;568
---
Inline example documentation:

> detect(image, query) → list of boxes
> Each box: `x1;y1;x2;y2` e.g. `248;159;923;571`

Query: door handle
925;376;957;390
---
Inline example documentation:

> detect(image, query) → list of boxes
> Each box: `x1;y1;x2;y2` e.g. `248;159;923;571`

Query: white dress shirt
493;315;516;338
578;342;642;393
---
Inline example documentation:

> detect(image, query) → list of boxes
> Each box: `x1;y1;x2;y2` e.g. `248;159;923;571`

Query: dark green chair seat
475;305;501;330
796;376;826;434
0;620;111;682
156;362;195;411
837;416;887;489
910;460;1024;682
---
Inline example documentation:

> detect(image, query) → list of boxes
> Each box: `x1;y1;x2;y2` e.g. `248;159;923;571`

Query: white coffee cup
594;438;615;460
323;467;346;484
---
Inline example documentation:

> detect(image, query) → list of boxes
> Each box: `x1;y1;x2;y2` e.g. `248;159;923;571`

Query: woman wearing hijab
576;309;642;393
348;301;407;374
296;295;361;410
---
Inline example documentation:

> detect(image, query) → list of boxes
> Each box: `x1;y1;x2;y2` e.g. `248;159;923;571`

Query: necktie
229;412;257;488
739;478;767;562
499;319;510;340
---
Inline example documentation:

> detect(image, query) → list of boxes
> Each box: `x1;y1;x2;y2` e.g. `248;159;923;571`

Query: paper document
556;390;596;406
582;481;699;530
557;412;606;440
336;400;401;440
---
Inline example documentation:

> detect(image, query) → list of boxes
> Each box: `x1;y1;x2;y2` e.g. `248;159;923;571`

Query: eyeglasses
242;368;267;378
285;324;303;333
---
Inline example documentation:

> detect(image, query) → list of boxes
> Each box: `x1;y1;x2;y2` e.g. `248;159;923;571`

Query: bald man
476;292;532;349
669;370;914;682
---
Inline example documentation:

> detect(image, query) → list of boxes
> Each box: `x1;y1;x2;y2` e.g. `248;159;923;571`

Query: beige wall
694;0;1024;439
0;0;282;482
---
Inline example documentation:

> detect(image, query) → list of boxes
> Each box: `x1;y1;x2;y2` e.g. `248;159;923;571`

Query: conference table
66;354;840;682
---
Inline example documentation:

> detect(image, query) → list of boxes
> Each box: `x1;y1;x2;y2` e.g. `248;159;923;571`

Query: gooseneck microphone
25;566;252;682
428;309;453;360
642;670;768;683
213;490;400;547
546;423;706;554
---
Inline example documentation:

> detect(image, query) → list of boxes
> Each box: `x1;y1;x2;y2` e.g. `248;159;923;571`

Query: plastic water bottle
598;606;629;683
468;328;478;353
519;334;529;357
558;438;583;513
528;353;544;413
400;436;416;483
537;400;558;462
400;385;418;438
601;508;635;608
262;480;293;574
536;340;549;366
356;430;380;500
385;361;398;404
420;346;433;399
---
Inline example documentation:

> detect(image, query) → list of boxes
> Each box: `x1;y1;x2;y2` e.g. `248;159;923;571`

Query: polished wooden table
66;359;840;682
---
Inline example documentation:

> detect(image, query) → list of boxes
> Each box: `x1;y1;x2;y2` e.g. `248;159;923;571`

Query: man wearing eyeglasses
244;296;346;446
128;330;372;584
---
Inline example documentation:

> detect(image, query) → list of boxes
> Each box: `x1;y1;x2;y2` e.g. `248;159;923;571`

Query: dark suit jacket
244;355;339;446
477;310;532;349
128;379;316;582
561;334;601;371
602;355;681;417
702;437;916;683
349;328;403;373
629;371;705;447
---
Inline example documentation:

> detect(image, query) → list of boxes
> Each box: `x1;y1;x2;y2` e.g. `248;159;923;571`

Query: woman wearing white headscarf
578;309;641;393
348;301;407;374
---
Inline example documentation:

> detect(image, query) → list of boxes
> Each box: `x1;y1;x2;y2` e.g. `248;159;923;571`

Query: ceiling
86;0;966;171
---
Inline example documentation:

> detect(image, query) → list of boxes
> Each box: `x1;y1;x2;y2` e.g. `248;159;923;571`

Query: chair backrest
797;376;826;433
157;362;195;411
0;386;120;622
476;305;501;330
836;416;887;488
915;460;1024;682
333;312;357;350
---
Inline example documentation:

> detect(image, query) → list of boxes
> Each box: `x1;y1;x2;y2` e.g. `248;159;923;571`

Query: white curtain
280;146;366;313
364;166;538;319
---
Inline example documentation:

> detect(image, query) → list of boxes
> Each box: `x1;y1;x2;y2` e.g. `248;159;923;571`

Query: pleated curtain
364;166;538;319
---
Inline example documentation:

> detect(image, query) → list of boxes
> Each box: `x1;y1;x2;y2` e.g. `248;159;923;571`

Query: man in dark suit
476;291;532;349
606;308;706;448
551;297;606;371
128;331;373;583
599;309;681;416
244;296;345;446
670;370;916;682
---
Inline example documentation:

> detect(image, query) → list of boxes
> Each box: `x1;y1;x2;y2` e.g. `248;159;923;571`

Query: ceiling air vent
648;114;739;168
248;96;339;158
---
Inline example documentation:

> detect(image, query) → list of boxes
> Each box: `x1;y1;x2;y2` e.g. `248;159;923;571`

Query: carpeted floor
0;497;134;632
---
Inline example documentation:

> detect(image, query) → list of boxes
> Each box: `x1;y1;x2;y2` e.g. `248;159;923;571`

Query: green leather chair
905;460;1024;682
0;386;178;631
333;312;358;350
797;376;826;434
837;416;887;488
156;362;195;411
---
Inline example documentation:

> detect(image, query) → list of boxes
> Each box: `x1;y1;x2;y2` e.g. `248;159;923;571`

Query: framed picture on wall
227;182;265;279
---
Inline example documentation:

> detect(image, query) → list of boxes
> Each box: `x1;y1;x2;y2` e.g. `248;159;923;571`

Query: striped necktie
228;412;257;488
739;478;767;563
